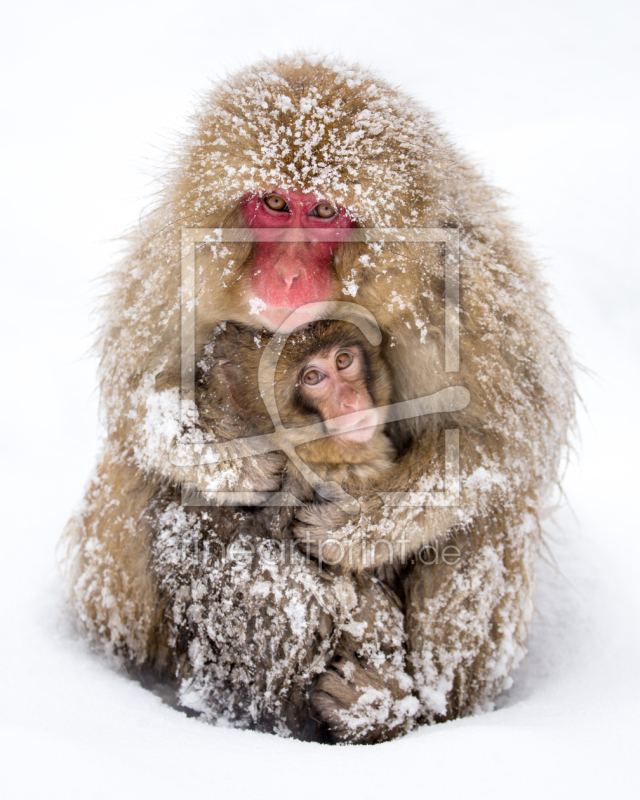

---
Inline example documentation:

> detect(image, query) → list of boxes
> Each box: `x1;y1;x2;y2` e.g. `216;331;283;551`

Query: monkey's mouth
324;408;380;444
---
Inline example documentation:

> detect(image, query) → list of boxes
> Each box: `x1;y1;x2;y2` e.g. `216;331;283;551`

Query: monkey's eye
264;194;289;212
303;369;326;386
310;202;337;219
335;352;353;370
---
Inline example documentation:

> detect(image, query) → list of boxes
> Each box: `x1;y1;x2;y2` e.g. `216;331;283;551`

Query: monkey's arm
145;485;419;742
148;326;287;499
294;437;541;726
61;451;164;663
310;572;418;743
404;508;538;722
292;428;495;572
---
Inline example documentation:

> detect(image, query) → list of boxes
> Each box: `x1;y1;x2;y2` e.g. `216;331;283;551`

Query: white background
1;1;638;797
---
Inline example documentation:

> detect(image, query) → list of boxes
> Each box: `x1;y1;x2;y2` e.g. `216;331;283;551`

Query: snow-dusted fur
61;55;575;742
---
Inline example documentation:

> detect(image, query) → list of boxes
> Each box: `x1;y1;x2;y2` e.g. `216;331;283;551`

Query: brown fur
61;55;575;742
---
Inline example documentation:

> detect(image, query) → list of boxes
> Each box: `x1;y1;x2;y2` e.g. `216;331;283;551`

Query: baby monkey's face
297;345;380;444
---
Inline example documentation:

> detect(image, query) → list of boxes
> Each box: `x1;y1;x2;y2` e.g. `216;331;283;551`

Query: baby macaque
196;318;396;506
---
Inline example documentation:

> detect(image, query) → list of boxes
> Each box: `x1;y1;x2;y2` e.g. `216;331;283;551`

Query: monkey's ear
216;360;261;416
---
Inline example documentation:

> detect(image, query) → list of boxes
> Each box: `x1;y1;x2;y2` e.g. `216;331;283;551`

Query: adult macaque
63;55;575;742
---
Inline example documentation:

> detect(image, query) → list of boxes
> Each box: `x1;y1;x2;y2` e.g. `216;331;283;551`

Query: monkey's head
198;320;393;468
174;56;442;347
236;191;357;332
274;320;393;456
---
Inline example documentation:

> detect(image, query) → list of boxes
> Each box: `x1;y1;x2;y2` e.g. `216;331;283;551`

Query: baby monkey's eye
310;202;337;219
264;194;289;212
303;369;325;386
335;352;353;370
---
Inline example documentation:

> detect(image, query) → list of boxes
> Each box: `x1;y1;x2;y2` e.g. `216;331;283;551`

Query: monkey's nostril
277;269;301;288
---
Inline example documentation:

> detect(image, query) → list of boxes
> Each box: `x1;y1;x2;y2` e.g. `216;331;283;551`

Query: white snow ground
1;1;639;797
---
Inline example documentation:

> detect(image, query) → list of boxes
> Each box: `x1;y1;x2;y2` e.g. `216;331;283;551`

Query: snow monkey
62;55;576;743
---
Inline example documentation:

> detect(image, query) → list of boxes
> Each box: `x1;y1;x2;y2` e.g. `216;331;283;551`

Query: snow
342;271;360;297
1;1;639;798
249;297;267;315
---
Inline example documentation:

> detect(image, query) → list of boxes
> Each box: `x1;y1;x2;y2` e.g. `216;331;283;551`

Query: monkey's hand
292;494;391;571
293;502;352;567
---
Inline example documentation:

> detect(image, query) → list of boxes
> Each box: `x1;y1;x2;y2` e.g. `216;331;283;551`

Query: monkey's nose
339;386;361;412
277;268;301;288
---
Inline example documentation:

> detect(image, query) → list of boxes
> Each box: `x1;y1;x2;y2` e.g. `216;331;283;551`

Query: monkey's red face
297;345;379;444
241;190;355;331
